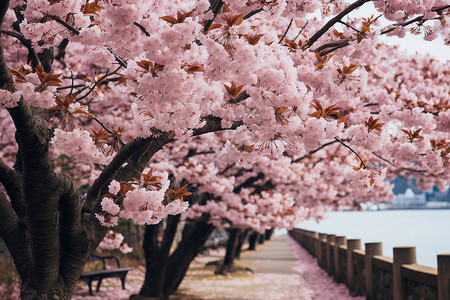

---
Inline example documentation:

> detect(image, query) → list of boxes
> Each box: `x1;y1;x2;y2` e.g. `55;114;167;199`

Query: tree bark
235;229;249;259
258;233;265;244
163;220;215;295
136;218;214;299
265;228;274;240
248;232;258;250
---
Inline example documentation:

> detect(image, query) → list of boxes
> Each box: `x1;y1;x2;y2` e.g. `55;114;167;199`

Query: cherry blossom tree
0;0;448;299
131;131;391;297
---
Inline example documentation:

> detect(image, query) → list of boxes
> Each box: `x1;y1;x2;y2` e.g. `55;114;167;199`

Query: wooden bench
79;254;133;295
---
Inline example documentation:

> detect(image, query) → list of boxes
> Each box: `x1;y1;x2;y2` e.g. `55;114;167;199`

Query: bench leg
87;280;94;296
120;275;126;289
96;278;103;292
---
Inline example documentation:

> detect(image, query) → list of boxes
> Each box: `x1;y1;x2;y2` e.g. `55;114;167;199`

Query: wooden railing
289;228;450;300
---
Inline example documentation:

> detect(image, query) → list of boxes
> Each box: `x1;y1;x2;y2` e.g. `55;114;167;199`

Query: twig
338;20;361;33
57;77;121;91
318;41;350;56
75;66;122;102
292;21;309;42
293;139;338;163
92;115;125;146
133;21;150;37
107;47;127;68
69;71;74;97
279;18;293;44
372;152;427;173
334;137;367;169
0;29;20;39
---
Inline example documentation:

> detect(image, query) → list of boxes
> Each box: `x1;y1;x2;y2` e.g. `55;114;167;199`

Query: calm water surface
296;209;450;268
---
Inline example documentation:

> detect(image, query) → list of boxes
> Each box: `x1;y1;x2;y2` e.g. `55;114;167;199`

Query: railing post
318;233;327;267
365;242;383;300
393;247;416;300
313;232;320;258
347;239;361;290
334;236;346;282
438;254;450;300
326;234;336;275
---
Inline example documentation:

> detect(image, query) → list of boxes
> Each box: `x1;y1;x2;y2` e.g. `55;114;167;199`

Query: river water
295;209;450;268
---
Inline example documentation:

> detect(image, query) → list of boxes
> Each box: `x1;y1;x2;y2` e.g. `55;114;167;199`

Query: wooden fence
289;228;450;300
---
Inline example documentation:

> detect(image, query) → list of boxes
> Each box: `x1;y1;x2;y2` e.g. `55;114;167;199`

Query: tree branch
48;15;80;35
203;0;224;34
279;18;293;44
133;21;150;36
234;172;265;194
0;30;41;68
83;137;155;213
292;139;339;163
334;137;367;169
244;8;264;20
292;21;309;42
308;0;371;47
381;5;450;35
0;190;32;282
0;160;25;219
372;152;427;173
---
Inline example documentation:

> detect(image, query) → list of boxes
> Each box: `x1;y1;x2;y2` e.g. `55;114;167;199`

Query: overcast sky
347;2;449;62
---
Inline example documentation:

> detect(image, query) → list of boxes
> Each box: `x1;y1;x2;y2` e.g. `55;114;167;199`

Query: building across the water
390;177;450;209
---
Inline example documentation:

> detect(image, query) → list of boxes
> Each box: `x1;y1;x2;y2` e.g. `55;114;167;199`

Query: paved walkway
240;235;300;274
175;235;305;299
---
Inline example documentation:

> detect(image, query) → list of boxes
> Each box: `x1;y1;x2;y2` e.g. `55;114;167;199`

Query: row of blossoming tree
0;0;449;299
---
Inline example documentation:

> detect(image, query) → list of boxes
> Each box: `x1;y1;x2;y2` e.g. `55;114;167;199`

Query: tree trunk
136;218;214;300
265;228;274;240
235;229;249;259
214;228;240;274
139;215;181;298
248;232;258;250
224;228;239;266
163;220;215;295
258;233;265;244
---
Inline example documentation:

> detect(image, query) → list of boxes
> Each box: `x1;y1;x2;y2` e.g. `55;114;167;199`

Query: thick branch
85;116;243;248
84;137;154;213
0;191;32;282
0;30;41;68
0;160;25;218
308;0;371;47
